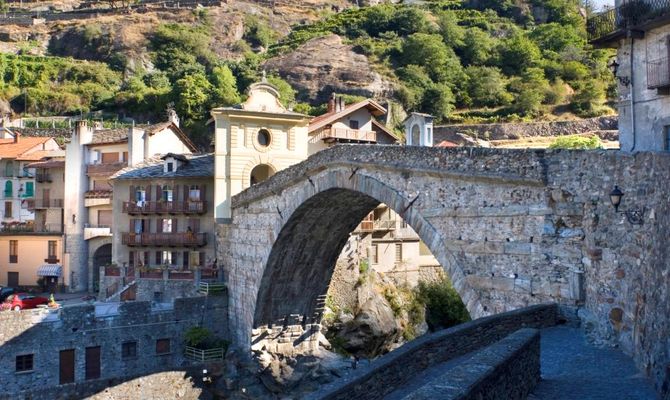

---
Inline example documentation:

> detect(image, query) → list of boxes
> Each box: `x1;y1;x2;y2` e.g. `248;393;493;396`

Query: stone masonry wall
434;116;618;142
0;295;228;398
220;145;670;396
402;328;541;400
307;304;555;400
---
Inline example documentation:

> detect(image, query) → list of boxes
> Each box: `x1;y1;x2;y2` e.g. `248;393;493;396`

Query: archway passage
254;188;379;329
250;164;275;186
92;244;112;293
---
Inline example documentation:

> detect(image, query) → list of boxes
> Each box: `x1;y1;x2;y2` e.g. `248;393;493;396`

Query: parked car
0;286;16;303
4;293;49;311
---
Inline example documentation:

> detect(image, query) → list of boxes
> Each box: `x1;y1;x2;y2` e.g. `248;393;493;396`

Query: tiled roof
112;153;214;180
15;150;52;161
0;137;53;159
25;160;65;169
308;99;387;133
435;140;459;148
90;128;128;145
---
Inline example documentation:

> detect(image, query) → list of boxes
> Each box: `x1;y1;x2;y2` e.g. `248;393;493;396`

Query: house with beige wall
64;116;197;293
0;234;65;291
212;79;311;222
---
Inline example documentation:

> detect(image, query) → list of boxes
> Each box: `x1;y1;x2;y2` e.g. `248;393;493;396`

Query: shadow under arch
251;171;485;337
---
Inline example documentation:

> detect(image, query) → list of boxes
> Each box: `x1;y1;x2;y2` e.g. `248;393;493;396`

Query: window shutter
146;185;152;201
174;185;180;201
155;251;161;265
194;219;200;232
129;219;134;233
155;185;161;201
199;252;205;267
184;185;189;201
157;219;163;233
129;251;135;267
129;185;135;201
201;185;206;202
143;252;149;266
171;252;178;266
183;251;189;268
173;218;178;232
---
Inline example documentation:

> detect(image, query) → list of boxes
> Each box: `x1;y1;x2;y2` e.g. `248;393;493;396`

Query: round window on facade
257;129;271;147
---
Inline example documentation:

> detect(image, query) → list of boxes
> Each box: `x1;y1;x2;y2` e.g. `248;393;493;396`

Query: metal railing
35;173;52;183
184;346;225;362
587;0;670;42
198;282;226;295
647;56;670;89
30;198;63;209
106;281;119;299
312;128;377;143
123;201;207;215
0;223;62;233
121;232;207;247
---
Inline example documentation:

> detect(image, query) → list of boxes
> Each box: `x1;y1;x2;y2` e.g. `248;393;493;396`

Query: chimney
13;130;19;143
336;96;344;113
167;108;180;128
327;93;336;113
75;120;92;145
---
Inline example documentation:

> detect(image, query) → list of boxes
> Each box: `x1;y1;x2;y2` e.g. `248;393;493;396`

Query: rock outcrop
264;34;393;104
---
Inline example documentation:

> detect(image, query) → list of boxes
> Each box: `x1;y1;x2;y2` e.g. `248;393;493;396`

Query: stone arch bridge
217;145;670;383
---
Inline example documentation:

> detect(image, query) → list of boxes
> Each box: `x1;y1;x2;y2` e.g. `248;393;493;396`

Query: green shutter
25;182;34;197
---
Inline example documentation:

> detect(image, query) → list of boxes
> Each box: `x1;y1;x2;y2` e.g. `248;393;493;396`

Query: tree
465;66;513;108
530;23;584;54
416;277;470;331
390;7;431;36
436;10;465;48
421;83;455;121
497;33;542;75
460;28;496;66
267;75;296;107
508;68;550;116
210;65;240;107
243;16;276;48
173;72;212;121
400;33;462;83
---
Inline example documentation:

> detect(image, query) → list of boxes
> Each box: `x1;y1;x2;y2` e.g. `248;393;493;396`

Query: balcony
121;232;208;247
122;201;207;215
35;173;52;183
0;222;63;234
30;198;64;209
87;162;126;177
84;190;112;207
312;127;377;143
44;256;60;264
358;219;397;233
85;225;113;240
587;0;670;45
647;56;670;89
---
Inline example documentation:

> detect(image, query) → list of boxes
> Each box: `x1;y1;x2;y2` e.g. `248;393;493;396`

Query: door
59;349;75;384
7;272;18;288
85;346;101;380
43;188;50;207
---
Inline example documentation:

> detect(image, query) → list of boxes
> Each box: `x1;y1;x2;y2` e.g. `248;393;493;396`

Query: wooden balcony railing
647;56;670;89
121;232;207;247
122;201;207;215
35;173;52;183
312;127;377;143
87;162;126;176
30;198;64;209
587;0;670;43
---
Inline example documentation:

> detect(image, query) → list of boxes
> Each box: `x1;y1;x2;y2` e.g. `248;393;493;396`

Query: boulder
264;34;393;104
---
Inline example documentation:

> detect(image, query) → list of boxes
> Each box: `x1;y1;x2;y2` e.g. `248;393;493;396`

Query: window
101;152;119;164
16;354;33;372
9;240;17;264
665;126;670;151
349;120;359;129
59;349;75;385
4;181;12;198
257;129;271;147
98;210;113;227
135;186;146;203
166;162;174;172
128;251;135;267
156;338;171;355
121;341;137;360
93;180;112;191
161;218;172;233
5;162;13;177
4;201;12;218
85;346;101;380
163;251;173;265
48;241;57;258
189;185;200;201
411;125;421;146
162;185;173;202
370;244;378;264
25;182;34;197
189;251;200;267
395;243;402;263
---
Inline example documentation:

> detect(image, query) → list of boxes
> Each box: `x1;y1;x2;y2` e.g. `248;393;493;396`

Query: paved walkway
385;326;658;399
530;326;658;400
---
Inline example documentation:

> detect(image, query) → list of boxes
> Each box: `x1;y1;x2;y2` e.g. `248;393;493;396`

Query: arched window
4;181;12;198
257;129;271;147
250;164;275;186
162;185;173;202
4;162;13;177
411;124;421;146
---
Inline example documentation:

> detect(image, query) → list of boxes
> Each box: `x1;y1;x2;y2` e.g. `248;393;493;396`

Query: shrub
548;135;603;149
416;277;470;331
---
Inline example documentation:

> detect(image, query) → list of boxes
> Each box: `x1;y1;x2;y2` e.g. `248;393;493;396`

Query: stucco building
102;154;216;301
64;117;196;293
588;1;670;151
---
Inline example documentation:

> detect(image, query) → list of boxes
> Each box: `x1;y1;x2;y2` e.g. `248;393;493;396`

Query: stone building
104;154;216;302
403;112;434;147
64;118;197;293
211;79;311;222
587;1;670;151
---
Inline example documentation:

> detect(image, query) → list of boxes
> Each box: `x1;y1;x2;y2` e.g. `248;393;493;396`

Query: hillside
0;0;616;147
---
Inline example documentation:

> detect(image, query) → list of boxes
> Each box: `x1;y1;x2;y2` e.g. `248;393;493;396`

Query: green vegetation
0;0;616;145
416;277;471;331
548;135;603;149
184;326;229;351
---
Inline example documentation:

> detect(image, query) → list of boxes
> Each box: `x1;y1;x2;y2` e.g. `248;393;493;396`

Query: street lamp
609;185;644;225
